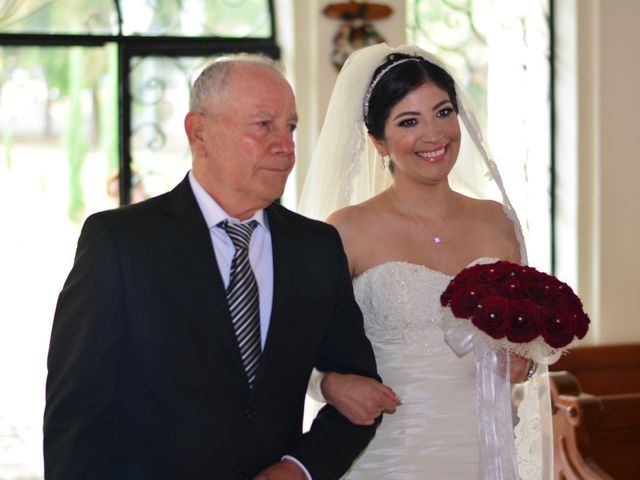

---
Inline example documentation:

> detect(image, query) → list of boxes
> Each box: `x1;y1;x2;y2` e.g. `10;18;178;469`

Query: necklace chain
390;187;454;246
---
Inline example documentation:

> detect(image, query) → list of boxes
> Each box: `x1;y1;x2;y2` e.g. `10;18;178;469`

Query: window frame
0;0;279;205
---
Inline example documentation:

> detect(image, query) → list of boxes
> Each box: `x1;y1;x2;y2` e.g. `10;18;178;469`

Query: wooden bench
549;343;640;480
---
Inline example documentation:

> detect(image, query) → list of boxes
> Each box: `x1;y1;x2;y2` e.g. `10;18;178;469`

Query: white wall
579;0;640;342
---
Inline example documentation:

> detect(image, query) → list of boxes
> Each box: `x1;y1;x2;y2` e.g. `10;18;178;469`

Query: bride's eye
398;118;418;128
435;107;454;119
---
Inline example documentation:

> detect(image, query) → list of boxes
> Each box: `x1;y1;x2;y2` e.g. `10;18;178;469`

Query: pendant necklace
391;187;454;246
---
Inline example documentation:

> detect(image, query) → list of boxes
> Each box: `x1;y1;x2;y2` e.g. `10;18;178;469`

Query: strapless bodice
353;261;452;349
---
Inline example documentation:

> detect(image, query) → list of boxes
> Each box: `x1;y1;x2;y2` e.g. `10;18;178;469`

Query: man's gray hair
190;53;285;112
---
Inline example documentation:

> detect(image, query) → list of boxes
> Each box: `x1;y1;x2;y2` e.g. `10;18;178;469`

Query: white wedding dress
343;260;483;479
298;43;553;480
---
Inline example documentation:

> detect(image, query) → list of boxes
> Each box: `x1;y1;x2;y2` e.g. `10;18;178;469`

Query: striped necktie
219;220;261;387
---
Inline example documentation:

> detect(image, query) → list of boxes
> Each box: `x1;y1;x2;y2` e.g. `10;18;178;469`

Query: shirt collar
188;170;269;231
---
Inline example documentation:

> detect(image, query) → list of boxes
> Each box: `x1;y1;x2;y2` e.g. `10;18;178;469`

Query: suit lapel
163;176;246;379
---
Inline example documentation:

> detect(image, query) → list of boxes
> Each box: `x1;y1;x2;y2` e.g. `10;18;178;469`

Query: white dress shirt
188;172;312;480
188;171;273;348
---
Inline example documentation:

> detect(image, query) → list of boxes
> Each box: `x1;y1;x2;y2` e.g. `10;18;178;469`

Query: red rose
506;299;542;343
526;276;573;308
471;296;509;339
541;307;575;348
454;265;479;282
445;268;477;294
498;277;527;300
474;262;511;283
440;282;456;306
526;281;555;307
573;311;590;339
450;285;490;318
516;265;547;281
559;284;584;311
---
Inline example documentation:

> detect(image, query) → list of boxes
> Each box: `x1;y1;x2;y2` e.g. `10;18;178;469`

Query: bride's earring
380;154;387;170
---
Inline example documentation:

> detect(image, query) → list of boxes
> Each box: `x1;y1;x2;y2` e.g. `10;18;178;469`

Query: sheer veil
297;43;553;479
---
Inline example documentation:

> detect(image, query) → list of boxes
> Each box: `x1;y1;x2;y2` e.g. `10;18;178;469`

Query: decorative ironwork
129;55;215;200
130;56;202;154
407;0;490;111
131;122;167;152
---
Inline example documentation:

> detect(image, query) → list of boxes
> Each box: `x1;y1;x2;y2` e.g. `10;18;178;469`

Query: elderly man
44;56;386;480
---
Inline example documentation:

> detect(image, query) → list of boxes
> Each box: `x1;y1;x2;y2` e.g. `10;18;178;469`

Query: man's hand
321;373;401;425
254;459;308;480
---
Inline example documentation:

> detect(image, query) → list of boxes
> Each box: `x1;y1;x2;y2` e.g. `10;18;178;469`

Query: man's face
193;64;298;216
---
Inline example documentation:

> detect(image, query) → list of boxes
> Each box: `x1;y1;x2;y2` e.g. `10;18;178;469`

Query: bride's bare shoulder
327;195;389;250
327;194;386;233
460;195;521;262
462;196;517;230
326;196;389;274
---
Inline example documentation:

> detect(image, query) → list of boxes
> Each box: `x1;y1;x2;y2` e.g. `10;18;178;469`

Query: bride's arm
306;207;401;425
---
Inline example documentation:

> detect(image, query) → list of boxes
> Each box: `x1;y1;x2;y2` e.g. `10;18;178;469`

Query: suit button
246;405;257;419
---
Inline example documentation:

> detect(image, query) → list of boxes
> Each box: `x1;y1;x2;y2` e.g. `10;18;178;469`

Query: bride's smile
416;145;447;162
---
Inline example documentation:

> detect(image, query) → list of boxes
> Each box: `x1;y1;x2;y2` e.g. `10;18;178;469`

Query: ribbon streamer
445;328;520;479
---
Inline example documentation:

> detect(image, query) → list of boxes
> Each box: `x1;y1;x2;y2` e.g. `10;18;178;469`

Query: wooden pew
549;343;640;480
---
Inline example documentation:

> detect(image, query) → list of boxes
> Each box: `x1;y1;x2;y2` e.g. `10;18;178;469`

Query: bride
299;44;553;479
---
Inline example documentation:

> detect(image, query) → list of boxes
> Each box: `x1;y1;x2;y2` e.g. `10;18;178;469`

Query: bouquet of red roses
440;260;589;362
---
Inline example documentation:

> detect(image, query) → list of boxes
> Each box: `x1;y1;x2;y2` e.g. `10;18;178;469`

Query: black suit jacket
44;176;379;480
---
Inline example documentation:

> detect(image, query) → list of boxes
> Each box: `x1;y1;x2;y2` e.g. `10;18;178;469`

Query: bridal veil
297;43;554;480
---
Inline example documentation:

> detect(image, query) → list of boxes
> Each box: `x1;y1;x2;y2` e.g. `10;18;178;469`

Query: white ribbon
445;328;520;479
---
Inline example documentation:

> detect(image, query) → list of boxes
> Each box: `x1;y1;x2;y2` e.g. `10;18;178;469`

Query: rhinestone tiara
363;57;422;120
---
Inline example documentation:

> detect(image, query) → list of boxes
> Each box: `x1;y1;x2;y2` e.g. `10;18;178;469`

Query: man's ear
184;112;205;147
368;133;388;157
184;112;207;156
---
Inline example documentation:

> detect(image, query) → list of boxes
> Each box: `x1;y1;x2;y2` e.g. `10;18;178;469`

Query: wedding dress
344;261;483;479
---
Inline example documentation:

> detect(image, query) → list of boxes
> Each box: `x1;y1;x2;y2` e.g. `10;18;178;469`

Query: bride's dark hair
364;53;459;141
